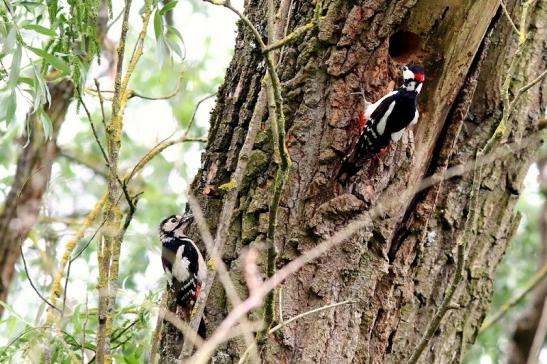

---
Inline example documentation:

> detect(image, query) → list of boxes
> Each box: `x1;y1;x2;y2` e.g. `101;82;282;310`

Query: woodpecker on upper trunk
339;64;425;177
159;213;207;336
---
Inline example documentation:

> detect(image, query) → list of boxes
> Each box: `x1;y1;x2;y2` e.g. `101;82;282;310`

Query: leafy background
0;0;545;362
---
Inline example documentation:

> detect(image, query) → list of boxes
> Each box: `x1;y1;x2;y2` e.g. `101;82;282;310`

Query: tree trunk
164;0;546;362
0;80;73;317
0;3;110;318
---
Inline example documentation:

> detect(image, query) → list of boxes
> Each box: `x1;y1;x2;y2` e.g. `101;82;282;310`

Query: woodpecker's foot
375;146;391;158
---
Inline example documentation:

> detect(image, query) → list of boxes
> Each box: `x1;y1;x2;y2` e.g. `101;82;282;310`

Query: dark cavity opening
388;31;422;63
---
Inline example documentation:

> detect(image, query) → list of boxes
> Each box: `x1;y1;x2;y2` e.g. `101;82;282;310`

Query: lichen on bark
164;0;547;362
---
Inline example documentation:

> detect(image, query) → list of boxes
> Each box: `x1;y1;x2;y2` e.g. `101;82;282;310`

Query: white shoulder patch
376;101;396;135
391;130;404;142
416;83;423;94
172;245;191;282
410;109;419;125
365;91;398;119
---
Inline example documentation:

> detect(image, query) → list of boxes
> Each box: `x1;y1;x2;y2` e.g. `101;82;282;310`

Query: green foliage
0;0;226;361
0;0;102;137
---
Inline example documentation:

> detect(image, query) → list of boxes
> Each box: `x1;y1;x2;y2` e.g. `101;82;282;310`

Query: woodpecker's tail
198;317;206;338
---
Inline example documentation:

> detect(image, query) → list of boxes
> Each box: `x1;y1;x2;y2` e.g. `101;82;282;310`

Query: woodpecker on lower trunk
159;213;207;337
339;64;425;177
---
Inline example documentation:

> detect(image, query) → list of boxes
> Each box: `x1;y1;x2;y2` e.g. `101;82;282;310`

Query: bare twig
82;292;89;362
94;79;108;129
180;86;268;355
526;296;547;364
77;91;110;169
87;73;185;101
19;244;60;312
181;196;259;362
62;218;109;317
498;0;520;37
57;148;108;178
480;262;547;333
149;292;168;364
407;154;481;364
188;133;542;363
237;300;356;364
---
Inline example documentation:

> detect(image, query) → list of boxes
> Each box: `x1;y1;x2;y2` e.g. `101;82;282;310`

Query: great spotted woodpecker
159;213;207;337
339;64;425;177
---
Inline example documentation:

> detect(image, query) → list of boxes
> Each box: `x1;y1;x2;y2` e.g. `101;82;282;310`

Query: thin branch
498;0;520;37
204;0;267;51
62;217;109;317
188;133;542;363
515;67;547;98
57;147;108;178
149;292;168;364
94;79;107;129
45;196;105;325
129;72;184;100
237;300;356;364
526;296;547;364
182;93;217;138
87;73;185;101
181;196;259;362
82;292;88;362
19;244;60;312
262;21;316;53
480;262;547;333
180;87;268;356
77;91;110;168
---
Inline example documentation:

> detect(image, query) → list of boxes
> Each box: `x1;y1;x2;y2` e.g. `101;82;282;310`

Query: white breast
172;245;191;282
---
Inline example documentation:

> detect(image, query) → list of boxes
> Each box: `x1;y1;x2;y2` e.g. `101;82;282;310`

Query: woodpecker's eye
403;66;408;71
170;218;177;223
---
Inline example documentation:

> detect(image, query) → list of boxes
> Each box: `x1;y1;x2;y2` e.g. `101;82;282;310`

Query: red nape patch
415;73;425;82
359;111;367;132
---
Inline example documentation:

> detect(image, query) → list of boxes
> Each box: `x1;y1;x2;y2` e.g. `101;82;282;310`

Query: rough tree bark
162;0;546;362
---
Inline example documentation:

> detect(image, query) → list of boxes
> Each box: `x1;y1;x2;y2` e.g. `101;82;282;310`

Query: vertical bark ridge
183;0;546;362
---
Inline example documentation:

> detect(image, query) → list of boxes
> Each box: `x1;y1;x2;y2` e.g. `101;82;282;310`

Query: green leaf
32;65;50;111
18;76;34;87
22;24;57;37
159;0;178;16
38;108;53;140
0;91;17;124
5;27;16;52
8;46;22;88
166;26;185;59
27;46;70;74
153;9;164;40
156;37;169;67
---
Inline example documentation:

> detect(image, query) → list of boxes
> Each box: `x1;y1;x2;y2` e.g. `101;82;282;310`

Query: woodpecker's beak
396;64;404;71
181;213;194;225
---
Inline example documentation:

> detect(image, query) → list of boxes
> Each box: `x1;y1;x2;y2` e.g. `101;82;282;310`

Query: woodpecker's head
160;213;194;240
401;64;425;92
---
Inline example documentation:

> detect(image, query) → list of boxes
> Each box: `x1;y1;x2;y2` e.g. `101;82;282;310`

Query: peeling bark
166;0;546;362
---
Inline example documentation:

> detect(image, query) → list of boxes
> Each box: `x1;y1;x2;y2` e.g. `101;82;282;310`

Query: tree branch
19;243;60;312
